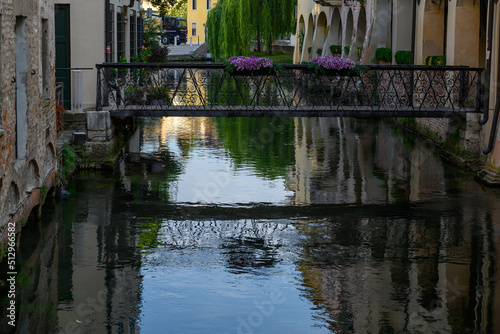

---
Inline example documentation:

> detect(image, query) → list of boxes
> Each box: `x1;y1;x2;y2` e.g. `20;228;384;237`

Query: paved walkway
168;43;204;56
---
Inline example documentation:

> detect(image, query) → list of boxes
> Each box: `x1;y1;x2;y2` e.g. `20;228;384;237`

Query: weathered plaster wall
0;0;57;237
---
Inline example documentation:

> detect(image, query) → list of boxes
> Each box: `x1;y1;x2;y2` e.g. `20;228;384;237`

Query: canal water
2;117;500;333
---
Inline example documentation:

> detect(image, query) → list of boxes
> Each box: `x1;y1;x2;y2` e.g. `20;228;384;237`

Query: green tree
144;0;187;18
168;0;187;18
143;17;162;47
207;0;296;60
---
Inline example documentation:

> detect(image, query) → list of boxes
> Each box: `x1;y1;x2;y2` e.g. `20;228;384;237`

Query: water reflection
2;117;500;333
292;117;447;204
296;206;497;333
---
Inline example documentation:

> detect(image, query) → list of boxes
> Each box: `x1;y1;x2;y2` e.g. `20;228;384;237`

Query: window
16;16;28;159
106;3;115;62
207;0;211;9
117;8;125;61
42;19;49;97
130;10;137;57
192;22;197;37
193;0;197;10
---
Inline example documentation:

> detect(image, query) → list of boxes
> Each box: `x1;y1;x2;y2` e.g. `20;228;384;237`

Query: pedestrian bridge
96;63;485;120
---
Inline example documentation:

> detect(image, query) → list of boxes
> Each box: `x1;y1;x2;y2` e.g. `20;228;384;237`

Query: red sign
106;46;111;54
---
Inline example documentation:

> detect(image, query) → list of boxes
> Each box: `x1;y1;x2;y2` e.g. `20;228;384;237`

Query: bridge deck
96;63;485;120
109;105;477;118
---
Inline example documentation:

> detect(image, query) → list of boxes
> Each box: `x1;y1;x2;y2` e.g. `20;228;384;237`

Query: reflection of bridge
96;63;485;120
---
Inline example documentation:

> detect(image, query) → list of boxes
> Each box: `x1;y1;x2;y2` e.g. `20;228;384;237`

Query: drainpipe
480;0;495;126
479;0;500;155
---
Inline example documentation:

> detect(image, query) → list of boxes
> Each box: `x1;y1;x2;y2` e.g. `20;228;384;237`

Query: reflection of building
0;0;58;239
2;214;59;333
295;200;498;333
290;116;500;331
294;0;412;63
56;176;142;333
411;1;500;180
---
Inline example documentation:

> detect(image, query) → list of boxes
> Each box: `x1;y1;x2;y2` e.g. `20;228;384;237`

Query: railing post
459;70;466;107
477;70;485;116
410;69;414;108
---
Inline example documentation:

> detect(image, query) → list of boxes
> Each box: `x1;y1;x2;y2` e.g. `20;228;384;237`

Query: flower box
229;68;276;76
307;56;357;76
225;56;279;76
306;68;352;76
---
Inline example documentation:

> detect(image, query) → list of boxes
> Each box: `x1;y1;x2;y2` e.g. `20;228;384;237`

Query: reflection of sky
139;117;294;205
170;147;293;204
139;219;330;334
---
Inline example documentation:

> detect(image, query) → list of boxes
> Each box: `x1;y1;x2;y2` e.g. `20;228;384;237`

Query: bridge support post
87;111;111;142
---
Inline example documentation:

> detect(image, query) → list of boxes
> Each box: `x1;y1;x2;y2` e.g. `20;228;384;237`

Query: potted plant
307;55;358;76
375;47;392;65
356;46;363;59
224;56;281;76
423;55;447;80
424;55;446;66
330;45;342;57
125;87;146;105
395;50;411;65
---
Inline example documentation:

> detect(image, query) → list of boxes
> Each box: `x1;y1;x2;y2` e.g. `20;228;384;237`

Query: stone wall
0;0;57;240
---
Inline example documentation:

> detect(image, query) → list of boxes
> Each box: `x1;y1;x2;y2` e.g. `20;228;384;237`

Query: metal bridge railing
96;63;484;119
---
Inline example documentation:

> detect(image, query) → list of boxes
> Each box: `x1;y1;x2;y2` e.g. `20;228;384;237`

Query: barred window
192;22;197;37
106;3;115;62
117;8;125;61
130;10;137;57
137;14;144;51
42;19;49;97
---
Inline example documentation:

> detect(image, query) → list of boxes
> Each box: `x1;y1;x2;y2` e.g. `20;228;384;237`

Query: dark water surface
2;117;500;333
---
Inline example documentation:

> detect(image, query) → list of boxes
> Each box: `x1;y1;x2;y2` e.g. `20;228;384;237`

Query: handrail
96;62;484;72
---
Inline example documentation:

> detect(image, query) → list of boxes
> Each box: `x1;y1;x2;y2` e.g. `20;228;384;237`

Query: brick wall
0;0;57;235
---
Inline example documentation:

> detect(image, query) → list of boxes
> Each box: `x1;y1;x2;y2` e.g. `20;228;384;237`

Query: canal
2;117;500;333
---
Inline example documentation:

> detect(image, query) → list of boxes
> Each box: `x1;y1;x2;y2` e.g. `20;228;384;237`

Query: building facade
412;0;500;179
187;0;217;44
53;0;143;110
295;0;500;183
294;0;413;64
0;0;57;241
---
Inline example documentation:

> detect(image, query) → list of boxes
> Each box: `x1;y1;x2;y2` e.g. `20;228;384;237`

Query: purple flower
228;56;274;71
310;56;355;71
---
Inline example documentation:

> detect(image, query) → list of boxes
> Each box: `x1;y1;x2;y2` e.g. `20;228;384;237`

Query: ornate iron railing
96;63;484;120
